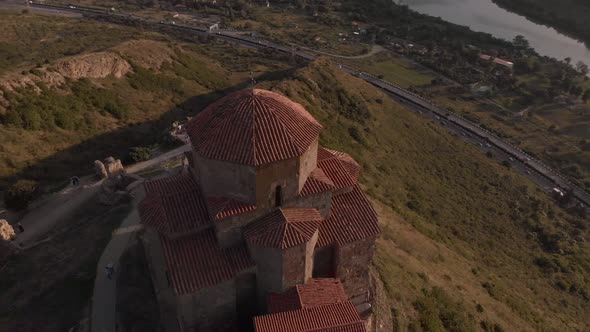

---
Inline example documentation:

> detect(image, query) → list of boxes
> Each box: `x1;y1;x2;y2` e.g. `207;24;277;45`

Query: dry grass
269;60;590;331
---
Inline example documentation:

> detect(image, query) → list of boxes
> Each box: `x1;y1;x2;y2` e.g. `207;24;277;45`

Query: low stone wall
335;236;376;305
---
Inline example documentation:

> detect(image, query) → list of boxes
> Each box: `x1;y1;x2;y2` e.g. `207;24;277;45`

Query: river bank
407;0;590;65
492;0;590;48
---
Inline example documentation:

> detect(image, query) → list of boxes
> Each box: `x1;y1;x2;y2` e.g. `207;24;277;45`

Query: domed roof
187;89;322;166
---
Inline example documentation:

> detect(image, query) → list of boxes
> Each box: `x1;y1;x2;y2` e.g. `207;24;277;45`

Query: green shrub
348;126;366;145
104;102;129;120
480;320;504;332
1;79;128;130
129;147;152;163
414;287;476;332
4;179;38;210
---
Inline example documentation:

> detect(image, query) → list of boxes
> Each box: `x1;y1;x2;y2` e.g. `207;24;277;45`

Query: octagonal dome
187;89;323;166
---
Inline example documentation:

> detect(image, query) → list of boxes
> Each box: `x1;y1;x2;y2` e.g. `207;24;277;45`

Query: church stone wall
141;229;178;332
249;245;283;307
214;207;270;248
249;232;318;310
313;245;336;278
177;278;237;332
193;150;257;204
285;190;332;218
297;138;319;192
335;236;376;305
255;158;299;208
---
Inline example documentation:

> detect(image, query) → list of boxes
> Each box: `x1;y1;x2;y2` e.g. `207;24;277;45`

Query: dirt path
12;144;190;248
14;178;103;247
91;186;145;332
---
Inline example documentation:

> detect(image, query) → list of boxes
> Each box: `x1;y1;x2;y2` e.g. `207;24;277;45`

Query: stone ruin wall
335;236;377;306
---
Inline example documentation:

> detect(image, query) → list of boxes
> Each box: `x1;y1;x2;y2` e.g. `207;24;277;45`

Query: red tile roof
245;208;323;249
268;288;301;314
317;185;380;247
254;301;366;332
160;229;254;294
300;168;336;197
317;148;360;191
206;196;257;221
268;278;349;314
186;89;322;166
297;279;349;309
139;173;211;236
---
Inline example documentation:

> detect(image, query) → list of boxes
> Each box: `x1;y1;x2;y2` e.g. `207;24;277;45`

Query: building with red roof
138;89;379;332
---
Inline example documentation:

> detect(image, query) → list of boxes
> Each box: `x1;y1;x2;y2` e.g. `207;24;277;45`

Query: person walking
105;263;115;280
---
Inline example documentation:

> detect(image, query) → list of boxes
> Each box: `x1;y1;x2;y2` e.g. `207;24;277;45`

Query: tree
129;146;152;162
513;35;529;49
582;90;590;103
564;57;572;65
576;61;589;75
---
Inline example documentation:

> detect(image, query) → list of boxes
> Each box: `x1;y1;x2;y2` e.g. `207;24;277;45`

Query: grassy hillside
0;11;291;189
259;60;590;331
2;10;589;332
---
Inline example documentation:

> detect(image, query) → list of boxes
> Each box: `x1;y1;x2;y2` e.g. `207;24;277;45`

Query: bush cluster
4;179;38;210
413;287;476;331
128;146;152;163
1;79;130;131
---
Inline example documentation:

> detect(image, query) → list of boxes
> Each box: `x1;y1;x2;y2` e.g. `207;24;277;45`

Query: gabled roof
317;147;361;191
268;278;349;314
206;196;257;221
139;172;211;236
186;89;322;166
254;301;366;332
161;229;254;294
244;208;323;249
300;167;336;197
317;185;380;247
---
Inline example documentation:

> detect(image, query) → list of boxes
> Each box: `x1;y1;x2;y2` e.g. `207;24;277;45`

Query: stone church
138;89;380;331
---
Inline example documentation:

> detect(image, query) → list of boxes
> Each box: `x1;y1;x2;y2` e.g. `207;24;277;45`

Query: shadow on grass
0;66;302;190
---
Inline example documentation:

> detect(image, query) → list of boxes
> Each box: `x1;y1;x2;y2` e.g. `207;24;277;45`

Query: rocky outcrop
0;52;131;94
99;177;130;206
95;157;126;179
53;52;131;80
0;219;16;242
104;157;126;178
98;173;142;206
94;160;109;179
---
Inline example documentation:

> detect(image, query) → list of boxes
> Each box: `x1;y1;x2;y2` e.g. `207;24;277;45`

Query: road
23;2;590;209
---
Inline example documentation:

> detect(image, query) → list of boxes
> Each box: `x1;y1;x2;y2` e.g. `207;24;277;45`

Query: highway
25;2;590;209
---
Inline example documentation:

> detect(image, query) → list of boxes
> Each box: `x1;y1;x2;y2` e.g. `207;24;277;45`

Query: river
406;0;590;65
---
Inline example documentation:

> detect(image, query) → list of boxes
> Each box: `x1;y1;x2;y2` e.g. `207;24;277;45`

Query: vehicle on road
553;188;565;198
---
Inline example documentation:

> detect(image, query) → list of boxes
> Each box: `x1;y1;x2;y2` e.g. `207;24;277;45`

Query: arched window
275;186;282;207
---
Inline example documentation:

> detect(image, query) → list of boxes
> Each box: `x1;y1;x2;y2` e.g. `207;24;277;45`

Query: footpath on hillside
7;144;190;249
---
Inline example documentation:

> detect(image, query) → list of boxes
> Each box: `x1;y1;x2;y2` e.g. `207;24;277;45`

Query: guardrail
28;2;590;207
